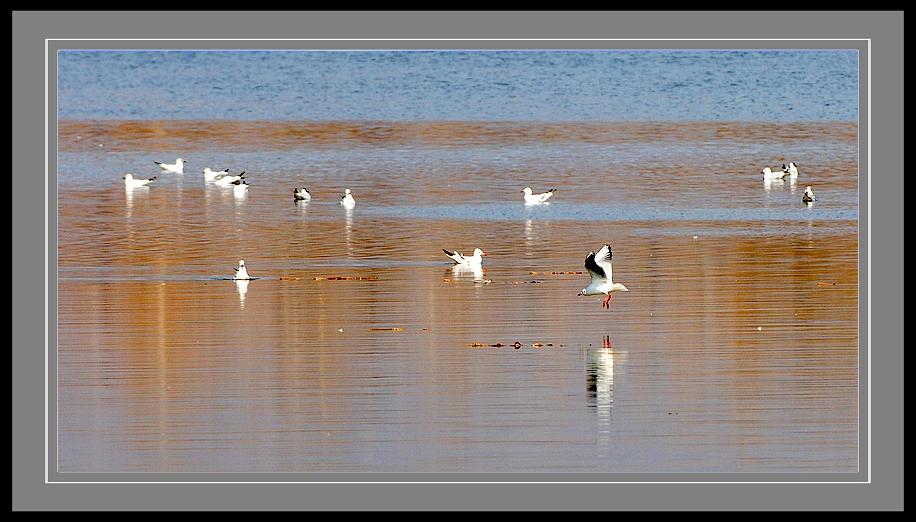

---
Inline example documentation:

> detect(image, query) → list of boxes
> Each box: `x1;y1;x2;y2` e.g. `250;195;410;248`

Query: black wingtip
443;249;455;256
549;188;557;192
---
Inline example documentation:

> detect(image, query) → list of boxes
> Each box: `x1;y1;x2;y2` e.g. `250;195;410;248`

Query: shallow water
57;120;858;473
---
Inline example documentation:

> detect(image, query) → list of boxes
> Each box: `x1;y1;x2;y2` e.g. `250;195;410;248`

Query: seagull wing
584;251;607;286
443;249;465;264
593;244;614;284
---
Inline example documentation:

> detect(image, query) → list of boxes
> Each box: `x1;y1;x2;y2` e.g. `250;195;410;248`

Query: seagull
578;244;629;309
783;162;800;179
294;188;311;201
213;171;246;186
761;167;787;181
154;158;186;174
443;247;487;266
233;260;251;280
232;179;249;196
802;186;816;203
522;187;557;205
203;167;231;181
340;188;356;208
122;173;157;188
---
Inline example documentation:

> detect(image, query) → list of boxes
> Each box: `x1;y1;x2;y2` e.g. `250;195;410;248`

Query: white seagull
294;187;311;201
232;179;249;196
340;188;356;208
154;158;186;174
443;247;487;266
761;167;787;181
578;244;629;309
122;173;157;188
233;260;251;280
783;162;800;179
522;187;557;205
203;167;231;181
802;186;816;203
213;171;246;186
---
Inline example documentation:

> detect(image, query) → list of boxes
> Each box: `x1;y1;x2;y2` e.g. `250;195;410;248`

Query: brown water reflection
57;120;858;473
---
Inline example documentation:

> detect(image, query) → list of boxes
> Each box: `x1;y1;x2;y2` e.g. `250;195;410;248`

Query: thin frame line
46;38;870;485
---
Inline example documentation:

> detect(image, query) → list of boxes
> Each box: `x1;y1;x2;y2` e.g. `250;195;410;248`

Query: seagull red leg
601;294;612;309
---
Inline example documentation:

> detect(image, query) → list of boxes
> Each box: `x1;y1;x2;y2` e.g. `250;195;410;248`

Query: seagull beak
481;252;488;256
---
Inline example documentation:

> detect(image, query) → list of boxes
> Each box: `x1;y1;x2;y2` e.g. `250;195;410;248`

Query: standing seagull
294;188;311;201
154;158;186;174
802;186;816;203
522;187;557;205
579;244;629;309
340;188;356;208
233;260;251;280
122;173;157;188
443;247;487;266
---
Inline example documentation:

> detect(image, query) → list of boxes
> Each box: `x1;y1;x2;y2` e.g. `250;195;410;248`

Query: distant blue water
57;50;858;122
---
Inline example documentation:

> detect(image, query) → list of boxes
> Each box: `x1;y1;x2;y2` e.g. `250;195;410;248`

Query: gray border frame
14;11;903;511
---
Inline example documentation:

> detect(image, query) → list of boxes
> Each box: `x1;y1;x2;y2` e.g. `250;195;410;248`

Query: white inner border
46;38;870;484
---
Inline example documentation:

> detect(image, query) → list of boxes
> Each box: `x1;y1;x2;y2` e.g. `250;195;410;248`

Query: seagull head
122;173;132;180
521;187;533;195
344;188;351;195
238;260;245;267
473;248;487;258
578;288;587;296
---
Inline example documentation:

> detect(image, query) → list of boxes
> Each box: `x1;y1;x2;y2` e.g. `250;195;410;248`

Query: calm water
56;117;858;473
57;50;858;121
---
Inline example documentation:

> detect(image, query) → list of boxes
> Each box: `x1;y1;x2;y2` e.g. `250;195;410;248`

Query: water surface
57;119;858;473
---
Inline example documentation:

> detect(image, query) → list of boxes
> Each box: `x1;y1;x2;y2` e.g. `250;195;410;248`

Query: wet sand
56;120;858;472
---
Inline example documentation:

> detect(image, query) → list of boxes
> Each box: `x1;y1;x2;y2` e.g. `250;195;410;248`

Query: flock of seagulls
121;156;819;308
760;162;816;205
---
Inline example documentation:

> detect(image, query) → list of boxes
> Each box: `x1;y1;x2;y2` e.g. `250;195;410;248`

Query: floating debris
336;328;344;333
532;342;543;348
551;271;583;275
369;327;403;332
279;276;301;281
512;341;522;349
491;343;504;347
469;343;486;348
816;281;838;286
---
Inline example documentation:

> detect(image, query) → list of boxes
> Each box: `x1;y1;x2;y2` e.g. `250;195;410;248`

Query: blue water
57;50;858;122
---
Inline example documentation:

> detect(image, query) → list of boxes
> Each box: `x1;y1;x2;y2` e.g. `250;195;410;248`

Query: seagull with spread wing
578;244;629;309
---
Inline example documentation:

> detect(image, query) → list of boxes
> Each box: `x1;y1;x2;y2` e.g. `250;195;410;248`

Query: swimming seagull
761;167;787;181
294;188;311;201
802;186;816;203
443;247;487;266
579;244;629;309
122;173;157;188
232;179;249;196
783;162;800;179
522;187;557;205
233;260;251;280
203;167;231;181
340;188;356;208
214;171;246;186
154;158;186;174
